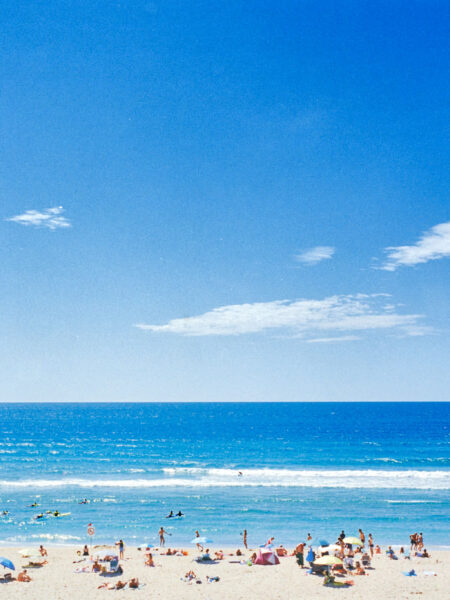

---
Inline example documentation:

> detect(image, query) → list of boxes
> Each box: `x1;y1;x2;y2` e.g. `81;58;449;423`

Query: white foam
0;468;449;490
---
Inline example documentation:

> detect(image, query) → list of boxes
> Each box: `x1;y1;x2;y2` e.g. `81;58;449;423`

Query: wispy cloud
381;221;450;271
295;246;335;265
135;294;426;339
306;335;360;343
6;206;71;230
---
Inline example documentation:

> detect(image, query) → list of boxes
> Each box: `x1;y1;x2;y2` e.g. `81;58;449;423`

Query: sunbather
354;561;367;575
17;570;32;582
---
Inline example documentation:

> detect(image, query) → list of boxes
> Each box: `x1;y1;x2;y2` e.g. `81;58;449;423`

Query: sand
0;545;446;600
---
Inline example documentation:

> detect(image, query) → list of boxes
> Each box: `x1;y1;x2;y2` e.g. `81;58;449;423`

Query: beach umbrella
314;555;343;566
343;537;363;545
259;544;274;549
0;557;15;571
190;537;213;544
313;539;329;547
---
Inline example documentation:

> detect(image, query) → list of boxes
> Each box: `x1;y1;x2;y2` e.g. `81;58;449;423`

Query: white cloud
381;221;450;271
135;293;425;339
295;246;335;265
6;206;71;230
306;335;360;343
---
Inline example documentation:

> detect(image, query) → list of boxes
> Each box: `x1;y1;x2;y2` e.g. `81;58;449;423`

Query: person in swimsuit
116;539;125;559
359;529;365;546
159;527;169;547
166;511;174;518
176;511;184;517
194;530;203;552
243;529;248;549
368;533;374;557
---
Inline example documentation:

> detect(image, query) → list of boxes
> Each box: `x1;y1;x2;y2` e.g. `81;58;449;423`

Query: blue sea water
0;402;448;548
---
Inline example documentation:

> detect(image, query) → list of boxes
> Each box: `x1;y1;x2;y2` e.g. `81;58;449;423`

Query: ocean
0;402;448;548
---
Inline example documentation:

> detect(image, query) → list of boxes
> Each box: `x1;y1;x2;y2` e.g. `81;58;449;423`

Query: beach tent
253;548;280;565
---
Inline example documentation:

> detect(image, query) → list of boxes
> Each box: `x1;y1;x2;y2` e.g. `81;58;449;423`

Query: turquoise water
0;403;448;548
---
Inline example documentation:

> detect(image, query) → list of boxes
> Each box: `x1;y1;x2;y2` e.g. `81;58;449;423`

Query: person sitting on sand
184;570;196;581
354;561;367;576
145;552;154;566
18;570;32;582
236;549;242;556
250;552;257;563
82;545;89;557
375;544;381;554
129;578;139;589
92;559;102;572
39;545;48;557
361;552;371;567
215;550;224;560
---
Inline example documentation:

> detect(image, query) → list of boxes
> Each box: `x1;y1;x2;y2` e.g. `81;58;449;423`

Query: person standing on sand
243;529;248;550
359;528;365;546
194;530;203;552
116;539;125;559
159;527;169;547
368;533;374;557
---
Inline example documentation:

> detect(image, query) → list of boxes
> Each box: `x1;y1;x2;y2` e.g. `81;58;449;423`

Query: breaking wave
0;468;449;490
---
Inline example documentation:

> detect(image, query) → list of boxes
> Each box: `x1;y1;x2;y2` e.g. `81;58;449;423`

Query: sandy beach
0;545;446;600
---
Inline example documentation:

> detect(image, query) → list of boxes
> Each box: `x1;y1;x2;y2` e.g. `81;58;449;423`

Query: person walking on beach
159;527;169;547
243;529;248;550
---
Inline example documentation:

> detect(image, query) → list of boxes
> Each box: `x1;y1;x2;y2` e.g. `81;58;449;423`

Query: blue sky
1;1;449;402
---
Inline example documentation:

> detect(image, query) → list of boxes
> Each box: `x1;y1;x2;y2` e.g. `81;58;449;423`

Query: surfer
176;511;184;517
166;510;174;518
29;502;39;508
79;499;89;505
2;510;8;516
238;471;243;477
53;510;60;517
35;513;44;519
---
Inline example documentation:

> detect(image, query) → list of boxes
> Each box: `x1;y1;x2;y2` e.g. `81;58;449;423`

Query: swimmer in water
176;511;184;517
35;514;44;519
29;502;38;508
53;510;60;517
79;499;89;504
166;511;174;518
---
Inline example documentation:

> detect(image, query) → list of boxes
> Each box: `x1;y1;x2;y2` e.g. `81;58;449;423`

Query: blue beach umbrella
190;537;213;544
313;539;329;547
0;557;15;570
259;544;274;549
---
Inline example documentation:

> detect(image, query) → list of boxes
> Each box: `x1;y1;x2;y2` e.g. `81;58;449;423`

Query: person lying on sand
182;570;196;581
98;580;127;590
17;570;32;582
